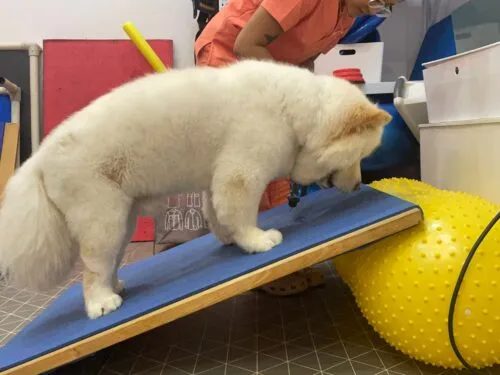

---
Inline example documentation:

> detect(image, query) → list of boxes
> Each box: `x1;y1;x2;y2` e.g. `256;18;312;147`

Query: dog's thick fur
0;60;391;319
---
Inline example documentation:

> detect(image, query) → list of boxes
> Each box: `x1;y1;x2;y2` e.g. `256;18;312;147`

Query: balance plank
0;186;422;375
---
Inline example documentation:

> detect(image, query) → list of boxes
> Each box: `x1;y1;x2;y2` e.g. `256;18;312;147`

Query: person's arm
233;0;317;61
233;6;284;60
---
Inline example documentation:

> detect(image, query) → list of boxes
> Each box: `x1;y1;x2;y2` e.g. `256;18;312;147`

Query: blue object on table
0;185;420;373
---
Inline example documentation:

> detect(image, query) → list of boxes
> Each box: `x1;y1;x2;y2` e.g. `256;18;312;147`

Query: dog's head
291;79;392;192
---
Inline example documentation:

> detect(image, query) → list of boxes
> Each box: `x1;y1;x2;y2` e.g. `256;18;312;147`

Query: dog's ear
340;103;392;138
317;103;389;167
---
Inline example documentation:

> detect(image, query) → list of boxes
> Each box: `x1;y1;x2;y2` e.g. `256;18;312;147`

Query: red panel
43;39;174;242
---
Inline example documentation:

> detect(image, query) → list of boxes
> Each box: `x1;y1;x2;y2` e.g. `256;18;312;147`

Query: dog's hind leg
202;190;233;245
211;162;283;254
112;203;139;294
66;184;133;319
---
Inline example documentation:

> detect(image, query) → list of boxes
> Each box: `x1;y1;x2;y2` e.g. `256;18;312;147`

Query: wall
1;0;198;68
2;0;474;77
378;0;470;81
452;0;500;54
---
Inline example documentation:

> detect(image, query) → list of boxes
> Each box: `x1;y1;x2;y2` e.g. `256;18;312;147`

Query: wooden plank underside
2;208;422;375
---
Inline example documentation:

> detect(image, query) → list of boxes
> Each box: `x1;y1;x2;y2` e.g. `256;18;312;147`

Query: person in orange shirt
194;0;405;295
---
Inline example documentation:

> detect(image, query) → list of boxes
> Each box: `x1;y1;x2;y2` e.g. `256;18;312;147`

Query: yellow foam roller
334;178;500;370
123;21;167;73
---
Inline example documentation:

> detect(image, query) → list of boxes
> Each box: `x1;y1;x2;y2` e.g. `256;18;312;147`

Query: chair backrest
340;16;386;44
410;15;457;80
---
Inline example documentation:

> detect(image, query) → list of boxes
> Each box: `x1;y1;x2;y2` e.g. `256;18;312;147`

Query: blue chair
362;15;458;177
339;15;385;44
301;16;388;197
410;15;457;81
295;14;461;203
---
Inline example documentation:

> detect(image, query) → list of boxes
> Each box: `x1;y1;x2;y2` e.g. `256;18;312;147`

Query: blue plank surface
0;186;419;372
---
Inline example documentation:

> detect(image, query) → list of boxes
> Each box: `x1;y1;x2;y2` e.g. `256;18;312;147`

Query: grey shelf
356;81;395;95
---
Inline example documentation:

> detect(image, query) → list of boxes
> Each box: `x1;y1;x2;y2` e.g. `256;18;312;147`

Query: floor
0;243;498;375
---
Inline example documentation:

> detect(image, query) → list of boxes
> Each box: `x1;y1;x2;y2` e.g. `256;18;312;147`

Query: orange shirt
195;0;355;67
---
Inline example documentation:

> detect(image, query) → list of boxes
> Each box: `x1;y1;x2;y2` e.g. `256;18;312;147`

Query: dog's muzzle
318;172;361;192
318;172;335;189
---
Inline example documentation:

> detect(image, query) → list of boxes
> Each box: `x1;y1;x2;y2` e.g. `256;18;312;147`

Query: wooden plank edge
0;123;20;198
1;207;423;375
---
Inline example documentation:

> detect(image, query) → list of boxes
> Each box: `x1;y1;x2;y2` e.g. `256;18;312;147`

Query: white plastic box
315;42;384;83
420;118;500;205
422;41;500;124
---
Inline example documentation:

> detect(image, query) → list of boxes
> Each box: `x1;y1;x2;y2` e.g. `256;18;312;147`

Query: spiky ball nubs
333;178;500;370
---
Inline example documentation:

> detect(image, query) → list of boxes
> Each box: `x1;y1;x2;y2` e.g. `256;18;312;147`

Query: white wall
378;0;470;81
2;0;471;78
1;0;199;68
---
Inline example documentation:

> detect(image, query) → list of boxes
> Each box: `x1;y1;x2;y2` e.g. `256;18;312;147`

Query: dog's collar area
288;182;309;207
325;172;335;189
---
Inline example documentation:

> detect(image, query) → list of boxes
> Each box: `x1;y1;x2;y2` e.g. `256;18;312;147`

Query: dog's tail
0;159;77;291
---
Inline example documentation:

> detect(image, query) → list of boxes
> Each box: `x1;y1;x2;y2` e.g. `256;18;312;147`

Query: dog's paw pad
86;293;123;319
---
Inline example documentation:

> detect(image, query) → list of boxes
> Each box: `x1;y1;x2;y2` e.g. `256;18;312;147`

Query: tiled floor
1;243;499;375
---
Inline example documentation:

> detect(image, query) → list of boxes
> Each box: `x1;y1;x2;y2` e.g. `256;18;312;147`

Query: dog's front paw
235;227;283;254
86;292;123;319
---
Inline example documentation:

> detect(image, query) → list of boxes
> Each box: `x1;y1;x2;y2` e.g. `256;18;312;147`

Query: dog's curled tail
0;160;77;291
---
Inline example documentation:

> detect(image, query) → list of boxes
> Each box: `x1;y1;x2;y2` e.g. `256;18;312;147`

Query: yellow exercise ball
333;178;500;370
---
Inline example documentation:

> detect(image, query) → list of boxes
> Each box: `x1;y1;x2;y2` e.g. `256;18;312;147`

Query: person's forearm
234;45;274;61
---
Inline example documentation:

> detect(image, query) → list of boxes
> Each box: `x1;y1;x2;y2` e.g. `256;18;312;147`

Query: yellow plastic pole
122;21;167;72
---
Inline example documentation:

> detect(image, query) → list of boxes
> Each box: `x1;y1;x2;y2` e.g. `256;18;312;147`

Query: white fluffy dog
0;60;391;319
